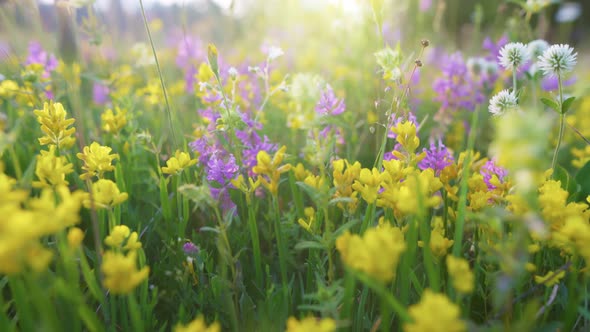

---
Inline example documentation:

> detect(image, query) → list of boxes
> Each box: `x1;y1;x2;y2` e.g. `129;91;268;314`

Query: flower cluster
34;101;76;149
404;290;466;332
0;170;84;274
336;222;406;283
101;225;149;294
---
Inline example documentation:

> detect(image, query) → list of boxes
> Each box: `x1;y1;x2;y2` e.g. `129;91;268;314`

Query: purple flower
26;41;58;78
541;75;576;91
316;84;345;116
176;37;205;92
481;160;507;190
418;140;454;175
209;186;237;216
206;152;239;185
93;82;110;105
420;0;433;11
483;36;509;61
0;41;10;61
433;52;485;113
183;242;199;255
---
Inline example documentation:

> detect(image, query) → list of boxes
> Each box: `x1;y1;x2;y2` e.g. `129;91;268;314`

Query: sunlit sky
37;0;363;13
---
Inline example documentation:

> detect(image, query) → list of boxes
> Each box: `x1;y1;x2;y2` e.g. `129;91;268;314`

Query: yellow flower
404;290;465;332
534;270;566;287
336;222;406;283
0;168;84;274
446;256;474;294
105;225;142;251
101;107;128;134
252;146;291;195
101;250;149;295
297;207;316;233
162;150;198;175
351;168;383;204
332;159;361;211
67;227;85;249
77;142;119;180
33;101;76;149
32;145;74;188
83;179;128;209
285;316;336;332
0;80;19;98
174;315;220;332
422;229;454;259
293;163;309;181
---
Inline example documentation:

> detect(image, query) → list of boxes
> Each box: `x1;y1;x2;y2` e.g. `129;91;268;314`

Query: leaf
553;165;578;198
199;226;221;234
328;197;354;206
294;240;326;251
334;219;360;237
561;96;576;114
541;97;559;112
574;160;590;201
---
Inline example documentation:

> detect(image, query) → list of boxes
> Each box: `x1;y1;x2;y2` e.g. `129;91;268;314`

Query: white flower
489;89;518;116
267;46;284;61
537;44;577;77
228;67;238;80
527;39;550;59
498;42;530;71
555;3;581;23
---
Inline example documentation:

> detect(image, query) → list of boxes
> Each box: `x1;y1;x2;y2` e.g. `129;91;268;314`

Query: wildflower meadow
2;0;590;331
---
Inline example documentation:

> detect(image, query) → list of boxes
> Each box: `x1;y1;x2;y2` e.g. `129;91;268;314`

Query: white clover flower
228;67;238;80
527;39;550;59
499;42;530;71
537;44;577;77
555;2;582;23
489;89;519;116
267;46;284;61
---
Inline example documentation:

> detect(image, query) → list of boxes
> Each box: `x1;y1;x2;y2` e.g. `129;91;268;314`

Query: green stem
564;257;580;331
127;294;144;332
360;203;376;234
512;69;517;93
247;198;264;288
273;196;289;308
355;272;412;323
138;0;177;148
7;146;22;179
551;74;565;170
340;270;356;331
552;114;565;170
452;107;479;256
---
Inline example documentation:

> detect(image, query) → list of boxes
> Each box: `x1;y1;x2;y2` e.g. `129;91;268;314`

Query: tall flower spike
101;250;149;295
537;44;577;77
162;150;198;175
33;101;76;149
32;145;74;188
83;179;128;209
77;142;119;180
488;89;518;116
498;42;530;71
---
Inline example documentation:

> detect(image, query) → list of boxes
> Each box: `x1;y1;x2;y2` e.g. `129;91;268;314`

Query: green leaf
574;160;590;201
294;240;326;251
334;219;360;237
561;96;576;114
553;165;578;198
541;97;560;112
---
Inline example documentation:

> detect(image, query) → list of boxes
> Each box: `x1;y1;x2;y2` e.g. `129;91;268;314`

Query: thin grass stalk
247;199;264;288
273;195;290;309
138;0;178;148
452;107;479;256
